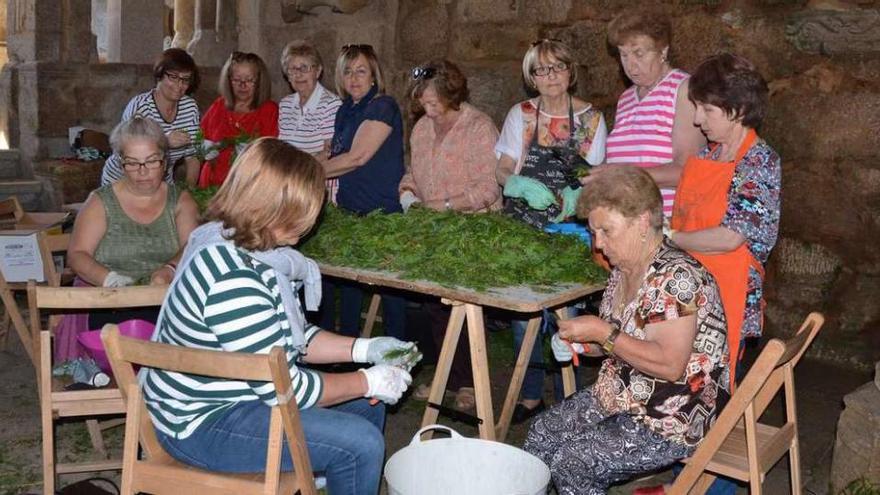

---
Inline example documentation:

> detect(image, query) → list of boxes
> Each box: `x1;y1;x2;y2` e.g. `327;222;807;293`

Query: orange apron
671;129;763;388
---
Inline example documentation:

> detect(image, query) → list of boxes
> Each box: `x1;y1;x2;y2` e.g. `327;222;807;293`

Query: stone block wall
5;0;879;366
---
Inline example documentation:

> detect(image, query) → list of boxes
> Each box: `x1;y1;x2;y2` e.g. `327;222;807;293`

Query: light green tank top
94;184;180;284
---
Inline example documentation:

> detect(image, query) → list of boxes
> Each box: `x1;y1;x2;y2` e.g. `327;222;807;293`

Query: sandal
454;387;476;411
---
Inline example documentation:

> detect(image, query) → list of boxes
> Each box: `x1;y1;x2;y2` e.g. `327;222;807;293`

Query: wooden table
319;263;605;442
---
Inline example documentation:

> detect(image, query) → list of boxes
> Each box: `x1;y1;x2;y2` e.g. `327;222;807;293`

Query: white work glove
103;271;134;288
551;332;585;362
358;365;412;405
352;337;422;372
399;191;421;213
201;139;219;161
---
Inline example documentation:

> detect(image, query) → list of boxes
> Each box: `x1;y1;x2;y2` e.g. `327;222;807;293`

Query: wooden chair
0;230;70;363
668;312;825;495
28;284;167;495
101;325;319;495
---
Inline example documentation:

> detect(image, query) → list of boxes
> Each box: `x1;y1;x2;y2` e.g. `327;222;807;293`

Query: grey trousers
524;387;693;495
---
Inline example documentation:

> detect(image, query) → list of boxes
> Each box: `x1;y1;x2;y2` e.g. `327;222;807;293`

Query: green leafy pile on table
300;205;606;291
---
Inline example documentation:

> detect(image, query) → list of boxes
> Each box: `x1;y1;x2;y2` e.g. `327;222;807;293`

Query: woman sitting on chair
525;167;730;495
141;138;419;494
68;116;199;331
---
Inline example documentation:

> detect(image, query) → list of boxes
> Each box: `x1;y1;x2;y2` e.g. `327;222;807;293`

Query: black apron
504;96;588;229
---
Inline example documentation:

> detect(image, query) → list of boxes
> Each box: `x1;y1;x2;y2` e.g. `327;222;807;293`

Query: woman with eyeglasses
198;51;279;187
314;44;407;340
278;40;343;202
400;58;501;411
100;48;202;186
495;39;608;425
584;10;706;220
68;117;198;326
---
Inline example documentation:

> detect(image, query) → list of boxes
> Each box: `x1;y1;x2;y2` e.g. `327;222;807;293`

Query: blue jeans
319;280;407;340
157;398;386;495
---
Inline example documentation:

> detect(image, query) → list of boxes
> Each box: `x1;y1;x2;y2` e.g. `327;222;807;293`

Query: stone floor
0;317;871;495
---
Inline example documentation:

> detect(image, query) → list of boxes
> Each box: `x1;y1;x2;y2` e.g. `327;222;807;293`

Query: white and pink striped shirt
606;69;689;217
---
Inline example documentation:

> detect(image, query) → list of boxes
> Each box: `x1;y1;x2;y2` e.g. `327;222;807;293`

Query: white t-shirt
495;99;607;173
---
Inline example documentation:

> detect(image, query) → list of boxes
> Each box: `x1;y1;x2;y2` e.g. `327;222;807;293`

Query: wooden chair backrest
670;312;825;494
102;326;317;494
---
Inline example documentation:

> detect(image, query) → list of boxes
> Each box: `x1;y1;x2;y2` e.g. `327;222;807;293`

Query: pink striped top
606;69;689;217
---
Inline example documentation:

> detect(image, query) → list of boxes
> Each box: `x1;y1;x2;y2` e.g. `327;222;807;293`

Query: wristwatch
601;323;621;355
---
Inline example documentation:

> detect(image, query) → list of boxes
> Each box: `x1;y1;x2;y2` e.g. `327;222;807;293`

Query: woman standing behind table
589;10;706;219
101;48;202;186
278;40;343;202
399;58;501;410
199;51;279;187
315;44;407;340
495;39;607;424
670;53;781;383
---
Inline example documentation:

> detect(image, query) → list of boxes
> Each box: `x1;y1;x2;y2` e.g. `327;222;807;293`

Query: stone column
171;0;195;49
187;0;235;67
105;0;166;64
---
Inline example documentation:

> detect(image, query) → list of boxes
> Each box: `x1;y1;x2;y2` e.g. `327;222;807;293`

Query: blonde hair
334;44;385;98
205;138;326;251
218;51;273;111
521;39;578;90
577;167;663;232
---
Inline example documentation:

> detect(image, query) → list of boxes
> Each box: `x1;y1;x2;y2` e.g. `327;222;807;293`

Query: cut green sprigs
300;206;606;292
177;182;219;213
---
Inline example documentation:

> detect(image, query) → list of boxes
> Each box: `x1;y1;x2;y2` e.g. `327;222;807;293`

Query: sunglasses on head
411;66;437;81
531;38;563;47
230;51;260;62
341;43;374;53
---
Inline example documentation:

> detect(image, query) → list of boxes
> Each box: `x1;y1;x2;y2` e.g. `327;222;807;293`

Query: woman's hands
167;130;192;148
352;336;422;371
503;175;557;210
358;365;412;405
149;265;175;285
557;315;614;345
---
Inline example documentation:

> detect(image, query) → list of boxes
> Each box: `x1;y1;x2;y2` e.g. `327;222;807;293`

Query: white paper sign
0;232;45;282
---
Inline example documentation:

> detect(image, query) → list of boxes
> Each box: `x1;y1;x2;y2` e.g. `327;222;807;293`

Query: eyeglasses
231;77;257;86
411;66;437;80
165;72;192;85
531;38;563;47
531;61;570;77
121;157;165;172
286;64;315;75
342;67;371;78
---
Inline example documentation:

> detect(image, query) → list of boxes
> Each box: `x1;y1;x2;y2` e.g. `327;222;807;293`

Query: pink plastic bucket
77;319;156;372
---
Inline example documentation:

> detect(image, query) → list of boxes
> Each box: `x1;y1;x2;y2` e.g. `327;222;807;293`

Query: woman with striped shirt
142;138;418;494
101;49;202;186
278;40;342;202
586;10;706;219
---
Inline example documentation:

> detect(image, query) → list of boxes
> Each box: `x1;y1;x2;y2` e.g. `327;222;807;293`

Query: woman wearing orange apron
669;54;781;387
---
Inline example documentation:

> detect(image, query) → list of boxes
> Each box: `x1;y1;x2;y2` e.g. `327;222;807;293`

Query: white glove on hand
352;337;422;372
201;139;219;161
551;332;585;362
359;365;412;405
400;191;421;213
103;271;134;288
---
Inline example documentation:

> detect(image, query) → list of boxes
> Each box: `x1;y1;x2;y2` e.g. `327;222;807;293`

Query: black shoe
511;400;546;425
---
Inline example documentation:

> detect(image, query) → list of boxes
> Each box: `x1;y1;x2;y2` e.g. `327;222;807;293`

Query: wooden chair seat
102;326;318;494
30;284;168;495
670;312;825;495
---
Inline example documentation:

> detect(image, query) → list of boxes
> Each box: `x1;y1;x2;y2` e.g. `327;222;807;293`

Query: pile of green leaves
300;205;605;291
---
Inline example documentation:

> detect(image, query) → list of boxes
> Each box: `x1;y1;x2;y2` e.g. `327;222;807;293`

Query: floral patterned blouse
699;138;781;338
594;239;731;447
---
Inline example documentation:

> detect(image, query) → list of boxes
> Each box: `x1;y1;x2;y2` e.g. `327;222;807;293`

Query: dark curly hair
407;59;469;120
688;53;769;129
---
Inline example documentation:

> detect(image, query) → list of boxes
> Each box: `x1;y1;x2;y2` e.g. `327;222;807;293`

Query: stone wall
3;0;879;366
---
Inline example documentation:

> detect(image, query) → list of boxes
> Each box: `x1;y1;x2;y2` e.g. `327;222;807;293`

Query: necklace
612;237;663;318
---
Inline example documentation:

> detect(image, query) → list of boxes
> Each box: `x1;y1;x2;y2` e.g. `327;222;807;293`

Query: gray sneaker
70;358;111;387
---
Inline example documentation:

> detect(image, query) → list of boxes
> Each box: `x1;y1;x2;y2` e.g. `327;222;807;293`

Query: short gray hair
109;116;169;157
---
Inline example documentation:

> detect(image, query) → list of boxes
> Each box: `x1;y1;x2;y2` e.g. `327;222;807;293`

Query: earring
641;231;647;243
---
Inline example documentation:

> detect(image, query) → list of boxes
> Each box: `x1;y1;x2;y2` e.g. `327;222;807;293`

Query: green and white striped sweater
141;243;324;439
